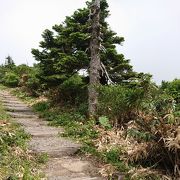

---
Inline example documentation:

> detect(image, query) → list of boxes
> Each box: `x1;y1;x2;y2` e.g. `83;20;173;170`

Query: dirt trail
0;90;102;180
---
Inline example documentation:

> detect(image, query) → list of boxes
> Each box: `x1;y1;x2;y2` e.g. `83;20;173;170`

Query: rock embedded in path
3;103;30;108
13;118;48;127
42;157;102;180
7;111;38;118
29;137;81;158
25;126;63;137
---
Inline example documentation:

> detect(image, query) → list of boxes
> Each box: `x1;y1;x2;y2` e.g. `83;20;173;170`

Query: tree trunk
88;0;101;117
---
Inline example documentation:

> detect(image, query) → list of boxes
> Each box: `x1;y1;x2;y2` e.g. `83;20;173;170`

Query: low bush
3;72;19;87
33;101;50;112
25;73;41;97
48;74;87;105
161;79;180;104
98;84;153;126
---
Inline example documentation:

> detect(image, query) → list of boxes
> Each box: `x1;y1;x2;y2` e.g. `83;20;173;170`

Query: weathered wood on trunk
88;0;101;117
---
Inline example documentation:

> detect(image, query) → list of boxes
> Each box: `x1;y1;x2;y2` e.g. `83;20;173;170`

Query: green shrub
161;79;180;111
127;128;153;142
32;101;50;112
14;64;31;77
98;85;145;126
24;73;41;96
102;148;128;172
3;72;19;87
98;116;112;129
36;153;49;164
48;74;87;105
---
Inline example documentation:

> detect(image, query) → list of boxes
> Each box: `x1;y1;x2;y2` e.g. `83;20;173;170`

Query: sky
0;0;180;84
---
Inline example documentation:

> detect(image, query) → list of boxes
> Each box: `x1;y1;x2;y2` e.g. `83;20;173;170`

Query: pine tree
32;7;91;86
5;55;15;69
32;0;135;88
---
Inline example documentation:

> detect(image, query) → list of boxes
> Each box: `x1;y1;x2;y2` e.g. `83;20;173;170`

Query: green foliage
0;56;42;97
4;55;15;69
32;0;136;89
103;148;121;164
25;75;40;96
18;65;42;97
102;148;128;172
46;74;87;105
36;153;49;164
153;93;175;116
59;74;87;104
161;79;180;110
0;127;29;151
97;74;165;126
98;84;145;125
63;120;98;140
98;116;111;129
33;101;50;112
0;66;7;83
14;64;31;77
127;129;153;142
11;89;36;104
3;72;19;87
0;56;16;85
0;84;7;90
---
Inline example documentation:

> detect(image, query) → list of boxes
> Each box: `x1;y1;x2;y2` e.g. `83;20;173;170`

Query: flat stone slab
0;94;13;97
0;98;19;102
1;100;24;104
14;118;48;127
43;157;102;180
24;126;63;137
5;106;32;112
2;103;29;108
29;137;81;157
7;112;38;118
48;177;100;180
48;176;100;180
0;95;18;98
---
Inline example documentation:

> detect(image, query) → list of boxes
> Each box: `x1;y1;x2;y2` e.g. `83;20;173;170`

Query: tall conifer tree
32;0;136;88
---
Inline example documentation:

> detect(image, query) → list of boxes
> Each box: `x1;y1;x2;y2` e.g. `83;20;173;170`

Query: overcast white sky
0;0;180;83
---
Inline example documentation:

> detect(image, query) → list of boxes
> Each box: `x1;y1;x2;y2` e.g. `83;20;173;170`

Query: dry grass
93;118;180;179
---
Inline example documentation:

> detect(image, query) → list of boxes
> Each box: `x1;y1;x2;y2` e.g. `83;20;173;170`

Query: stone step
1;100;25;104
14;118;48;127
70;178;100;180
2;103;29;108
29;137;81;158
43;157;102;180
0;97;18;101
7;112;38;118
24;126;63;137
5;106;32;112
48;176;101;180
0;94;16;97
